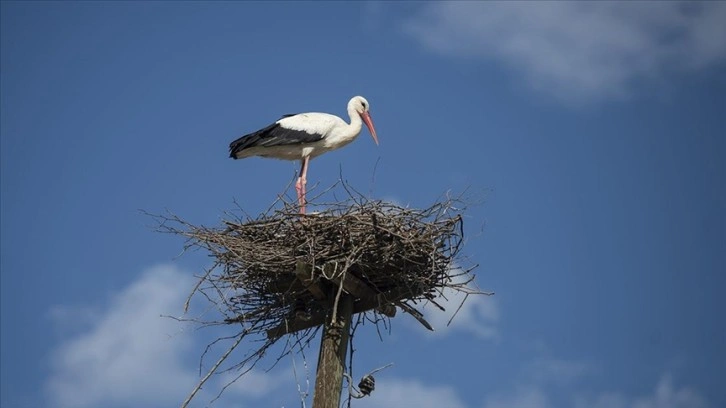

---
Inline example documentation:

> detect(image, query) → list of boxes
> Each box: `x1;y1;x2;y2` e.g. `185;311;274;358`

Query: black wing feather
229;114;324;159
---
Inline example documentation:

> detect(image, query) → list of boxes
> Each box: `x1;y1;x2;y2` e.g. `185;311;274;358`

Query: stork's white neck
318;105;363;150
327;103;361;146
347;105;363;133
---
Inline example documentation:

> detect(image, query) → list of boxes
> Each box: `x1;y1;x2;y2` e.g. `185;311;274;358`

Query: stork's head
349;96;378;145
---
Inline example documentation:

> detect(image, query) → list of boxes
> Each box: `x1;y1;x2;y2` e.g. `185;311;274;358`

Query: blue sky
1;2;725;408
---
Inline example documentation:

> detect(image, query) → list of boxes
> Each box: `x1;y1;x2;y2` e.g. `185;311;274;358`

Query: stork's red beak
361;111;378;145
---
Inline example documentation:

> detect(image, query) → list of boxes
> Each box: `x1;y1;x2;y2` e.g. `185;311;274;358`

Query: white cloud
45;264;297;408
361;1;386;32
482;367;711;408
43;265;711;408
217;369;293;400
356;378;468;408
46;265;198;408
525;357;594;387
408;282;499;341
404;2;726;103
47;304;101;336
637;376;710;408
484;386;550;408
573;375;710;408
349;371;710;408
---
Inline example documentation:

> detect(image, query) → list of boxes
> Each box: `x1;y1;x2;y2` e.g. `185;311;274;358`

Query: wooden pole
312;293;353;408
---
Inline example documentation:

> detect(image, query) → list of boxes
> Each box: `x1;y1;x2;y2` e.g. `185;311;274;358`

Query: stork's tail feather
228;135;249;159
229;122;277;159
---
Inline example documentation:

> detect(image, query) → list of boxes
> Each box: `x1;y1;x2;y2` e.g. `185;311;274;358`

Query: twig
181;330;246;408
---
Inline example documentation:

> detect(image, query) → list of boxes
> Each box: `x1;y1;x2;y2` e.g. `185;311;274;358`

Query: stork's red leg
295;178;303;210
297;156;310;214
295;172;303;211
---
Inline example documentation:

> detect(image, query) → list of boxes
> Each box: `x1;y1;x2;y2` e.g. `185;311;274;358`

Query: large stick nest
149;180;487;406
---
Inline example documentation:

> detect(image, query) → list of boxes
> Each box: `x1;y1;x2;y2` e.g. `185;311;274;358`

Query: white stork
229;96;378;214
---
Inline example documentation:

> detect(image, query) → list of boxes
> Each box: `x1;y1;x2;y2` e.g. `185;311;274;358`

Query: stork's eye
361;101;367;109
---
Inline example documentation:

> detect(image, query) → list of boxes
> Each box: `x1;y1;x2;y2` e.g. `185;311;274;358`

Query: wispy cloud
44;265;712;408
483;356;711;408
44;264;290;408
356;378;468;408
422;286;499;340
46;265;197;408
217;369;294;400
525;356;595;387
357;370;709;408
572;374;711;408
406;270;499;340
403;2;726;103
361;1;386;32
484;386;550;408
